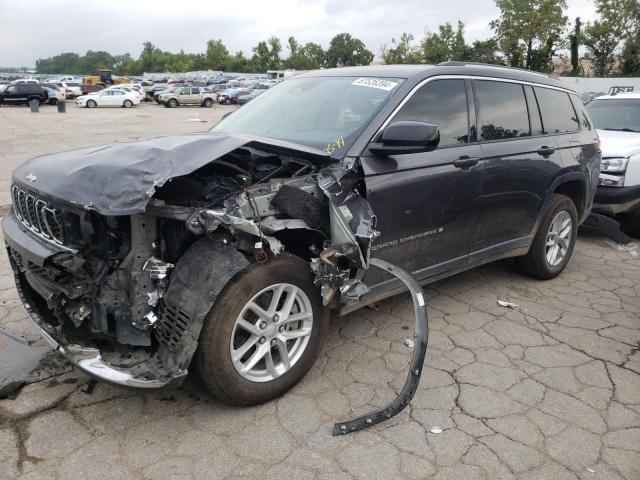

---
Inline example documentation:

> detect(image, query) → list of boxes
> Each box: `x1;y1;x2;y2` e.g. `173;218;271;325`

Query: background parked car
158;86;216;107
237;89;265;105
218;87;251;104
0;82;48;106
42;85;66;105
75;88;140;108
586;93;640;237
61;81;82;99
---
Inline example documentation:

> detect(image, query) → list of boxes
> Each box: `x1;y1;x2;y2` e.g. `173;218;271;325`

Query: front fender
154;237;249;373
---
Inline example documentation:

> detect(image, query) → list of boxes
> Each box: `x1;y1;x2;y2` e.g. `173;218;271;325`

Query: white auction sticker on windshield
352;78;399;91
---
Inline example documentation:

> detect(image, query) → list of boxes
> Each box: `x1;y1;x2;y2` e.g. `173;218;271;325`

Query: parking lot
0;102;639;480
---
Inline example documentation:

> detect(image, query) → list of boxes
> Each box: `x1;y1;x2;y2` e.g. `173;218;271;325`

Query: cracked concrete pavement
1;104;639;480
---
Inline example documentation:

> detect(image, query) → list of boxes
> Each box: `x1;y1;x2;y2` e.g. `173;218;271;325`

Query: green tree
284;36;326;69
584;0;638;76
620;5;640;75
205;39;230;71
35;52;82;74
381;33;421;64
250;36;282;72
468;39;503;64
421;21;470;63
325;33;374;68
80;50;115;73
490;0;568;70
568;17;583;75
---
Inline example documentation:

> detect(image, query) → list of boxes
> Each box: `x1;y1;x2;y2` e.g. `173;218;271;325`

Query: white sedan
75;89;140;108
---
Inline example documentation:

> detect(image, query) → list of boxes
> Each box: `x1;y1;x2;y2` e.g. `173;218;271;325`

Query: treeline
35;0;640;77
35;33;374;75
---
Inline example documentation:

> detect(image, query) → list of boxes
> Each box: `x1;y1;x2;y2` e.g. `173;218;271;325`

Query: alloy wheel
545;210;572;267
230;283;313;383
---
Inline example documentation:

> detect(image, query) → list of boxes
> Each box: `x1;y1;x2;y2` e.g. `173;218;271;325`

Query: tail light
593;139;601;151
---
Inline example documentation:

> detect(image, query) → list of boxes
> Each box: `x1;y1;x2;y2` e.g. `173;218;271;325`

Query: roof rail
436;61;552;79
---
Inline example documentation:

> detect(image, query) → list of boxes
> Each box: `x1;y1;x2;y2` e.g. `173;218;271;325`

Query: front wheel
195;255;329;405
516;193;578;279
202;98;213;107
86;99;97;108
123;99;133;108
168;99;178;108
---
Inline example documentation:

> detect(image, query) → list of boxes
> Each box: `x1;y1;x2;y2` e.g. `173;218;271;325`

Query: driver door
360;78;484;288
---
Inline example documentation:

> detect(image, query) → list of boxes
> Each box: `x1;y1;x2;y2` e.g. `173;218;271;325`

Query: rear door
189;87;201;104
361;78;484;287
534;86;584;169
471;80;564;256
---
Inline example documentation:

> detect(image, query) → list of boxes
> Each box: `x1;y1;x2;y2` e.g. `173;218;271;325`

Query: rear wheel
516;194;578;279
123;99;133;108
195;255;329;405
86;99;97;108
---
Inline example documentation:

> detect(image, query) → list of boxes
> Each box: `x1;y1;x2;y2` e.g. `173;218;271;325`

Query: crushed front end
2;135;378;388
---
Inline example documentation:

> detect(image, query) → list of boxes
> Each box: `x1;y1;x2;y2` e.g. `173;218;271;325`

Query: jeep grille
11;184;65;246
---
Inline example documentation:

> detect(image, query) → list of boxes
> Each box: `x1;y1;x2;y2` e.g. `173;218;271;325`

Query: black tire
168;98;178;108
123;99;133;108
622;206;640;238
48;98;57;105
516;193;578;279
86;99;97;108
202;98;213;107
195;254;329;406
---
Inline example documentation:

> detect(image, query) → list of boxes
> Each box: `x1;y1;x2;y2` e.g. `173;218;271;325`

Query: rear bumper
593;185;640;215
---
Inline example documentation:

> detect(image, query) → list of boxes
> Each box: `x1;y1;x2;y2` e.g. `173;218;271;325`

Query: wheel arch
154;237;249;372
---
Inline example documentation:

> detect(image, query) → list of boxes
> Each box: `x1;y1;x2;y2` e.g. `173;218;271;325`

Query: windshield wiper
604;128;640;133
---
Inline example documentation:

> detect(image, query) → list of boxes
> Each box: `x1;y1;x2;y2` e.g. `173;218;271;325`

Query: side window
181;87;190;95
534;87;580;133
475;80;530;141
393;79;469;147
192;87;200;94
6;86;16;94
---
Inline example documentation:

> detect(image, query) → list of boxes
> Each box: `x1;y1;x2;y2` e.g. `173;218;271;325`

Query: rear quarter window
534;87;580;133
475;80;531;141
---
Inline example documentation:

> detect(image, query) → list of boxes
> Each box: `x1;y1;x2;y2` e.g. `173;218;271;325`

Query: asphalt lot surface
0;102;639;480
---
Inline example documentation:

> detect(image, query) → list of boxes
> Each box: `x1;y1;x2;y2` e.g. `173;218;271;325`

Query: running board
333;258;429;435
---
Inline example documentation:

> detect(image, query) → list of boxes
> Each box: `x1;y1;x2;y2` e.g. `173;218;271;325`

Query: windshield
587;98;640;132
211;76;404;153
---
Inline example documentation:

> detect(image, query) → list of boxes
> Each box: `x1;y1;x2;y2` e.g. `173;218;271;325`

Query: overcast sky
0;0;599;67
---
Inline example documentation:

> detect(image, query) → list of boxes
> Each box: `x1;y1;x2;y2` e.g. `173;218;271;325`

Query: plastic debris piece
428;427;443;434
497;299;519;309
605;240;638;257
404;338;415;348
586;467;595;473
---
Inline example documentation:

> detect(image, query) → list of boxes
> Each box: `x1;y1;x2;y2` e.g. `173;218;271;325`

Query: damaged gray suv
3;63;599;406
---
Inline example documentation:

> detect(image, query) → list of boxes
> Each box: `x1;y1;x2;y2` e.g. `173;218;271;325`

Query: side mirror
369;121;440;156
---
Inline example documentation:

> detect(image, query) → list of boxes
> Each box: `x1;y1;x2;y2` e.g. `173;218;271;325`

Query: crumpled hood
597;129;640;158
12;133;329;215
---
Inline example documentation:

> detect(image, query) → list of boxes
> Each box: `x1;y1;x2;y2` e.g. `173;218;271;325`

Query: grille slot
11;184;65;246
155;300;191;351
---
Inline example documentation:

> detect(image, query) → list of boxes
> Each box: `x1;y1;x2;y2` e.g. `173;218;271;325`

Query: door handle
453;156;480;168
537;146;556;156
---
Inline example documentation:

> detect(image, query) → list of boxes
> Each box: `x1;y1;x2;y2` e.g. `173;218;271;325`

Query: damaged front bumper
2;210;183;388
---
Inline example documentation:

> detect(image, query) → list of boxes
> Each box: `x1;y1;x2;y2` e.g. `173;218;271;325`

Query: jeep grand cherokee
2;63;600;405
